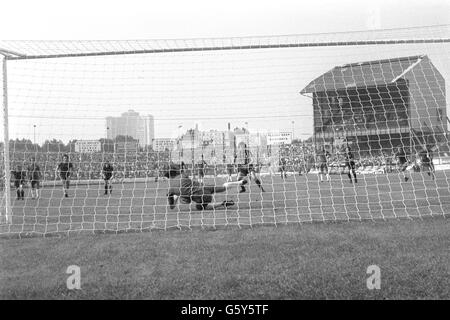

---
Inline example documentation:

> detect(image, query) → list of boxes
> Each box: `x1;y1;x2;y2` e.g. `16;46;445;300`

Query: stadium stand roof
300;55;432;94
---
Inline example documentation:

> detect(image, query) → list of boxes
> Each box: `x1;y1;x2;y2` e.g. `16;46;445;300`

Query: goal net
1;25;449;236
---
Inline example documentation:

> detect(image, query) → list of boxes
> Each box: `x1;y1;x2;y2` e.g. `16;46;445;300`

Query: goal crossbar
2;39;449;61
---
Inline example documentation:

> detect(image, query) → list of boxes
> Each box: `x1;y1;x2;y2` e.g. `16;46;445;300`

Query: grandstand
301;55;448;157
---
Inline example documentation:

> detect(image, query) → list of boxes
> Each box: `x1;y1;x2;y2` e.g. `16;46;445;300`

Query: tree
67;139;78;153
9;138;36;151
42;139;67;153
114;135;137;142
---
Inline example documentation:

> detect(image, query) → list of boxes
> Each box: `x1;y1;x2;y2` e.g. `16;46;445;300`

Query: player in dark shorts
300;153;313;176
12;165;26;200
316;147;330;182
165;164;246;210
57;154;74;198
197;158;208;184
299;156;311;176
236;145;265;193
418;147;435;180
344;146;357;183
27;157;42;199
394;146;409;182
226;163;235;182
102;160;114;195
279;157;287;179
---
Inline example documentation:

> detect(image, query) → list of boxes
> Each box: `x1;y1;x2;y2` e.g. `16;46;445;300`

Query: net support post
1;55;12;224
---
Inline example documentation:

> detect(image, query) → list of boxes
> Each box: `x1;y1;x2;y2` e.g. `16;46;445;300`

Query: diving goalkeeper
165;164;247;210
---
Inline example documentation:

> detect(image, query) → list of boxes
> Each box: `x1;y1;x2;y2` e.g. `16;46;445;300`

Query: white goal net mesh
1;25;449;236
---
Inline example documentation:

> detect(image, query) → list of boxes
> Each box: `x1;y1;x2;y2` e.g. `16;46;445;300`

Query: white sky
1;0;449;40
1;0;449;143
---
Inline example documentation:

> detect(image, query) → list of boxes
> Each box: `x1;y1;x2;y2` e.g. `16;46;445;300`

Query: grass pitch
1;218;449;299
0;172;449;299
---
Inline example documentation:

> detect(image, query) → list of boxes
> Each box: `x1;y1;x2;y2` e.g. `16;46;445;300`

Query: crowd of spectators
1;142;444;185
277;144;407;174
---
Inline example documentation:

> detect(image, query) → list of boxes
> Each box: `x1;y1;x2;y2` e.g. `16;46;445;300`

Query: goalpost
1;25;449;236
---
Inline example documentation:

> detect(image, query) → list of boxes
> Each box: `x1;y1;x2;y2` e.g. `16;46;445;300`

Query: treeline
1;135;152;153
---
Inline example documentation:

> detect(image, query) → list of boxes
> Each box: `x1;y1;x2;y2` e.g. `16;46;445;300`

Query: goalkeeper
165;163;246;210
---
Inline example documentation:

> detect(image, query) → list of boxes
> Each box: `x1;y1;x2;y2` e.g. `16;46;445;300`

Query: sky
1;0;449;40
0;0;449;144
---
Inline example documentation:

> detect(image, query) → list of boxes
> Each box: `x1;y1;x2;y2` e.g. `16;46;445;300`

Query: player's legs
62;178;70;197
226;169;233;182
30;180;38;199
104;178;111;195
422;162;435;180
235;170;248;193
16;186;20;200
400;162;409;182
15;182;21;200
35;181;40;199
319;164;325;182
195;199;235;210
352;161;357;183
346;162;351;182
17;182;25;200
222;178;248;190
347;161;357;183
250;171;265;192
29;181;35;199
167;193;180;209
202;186;226;193
429;162;436;180
192;193;234;210
302;163;309;175
346;162;352;182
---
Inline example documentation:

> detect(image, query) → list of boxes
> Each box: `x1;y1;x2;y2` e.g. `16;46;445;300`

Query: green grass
1;217;449;299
